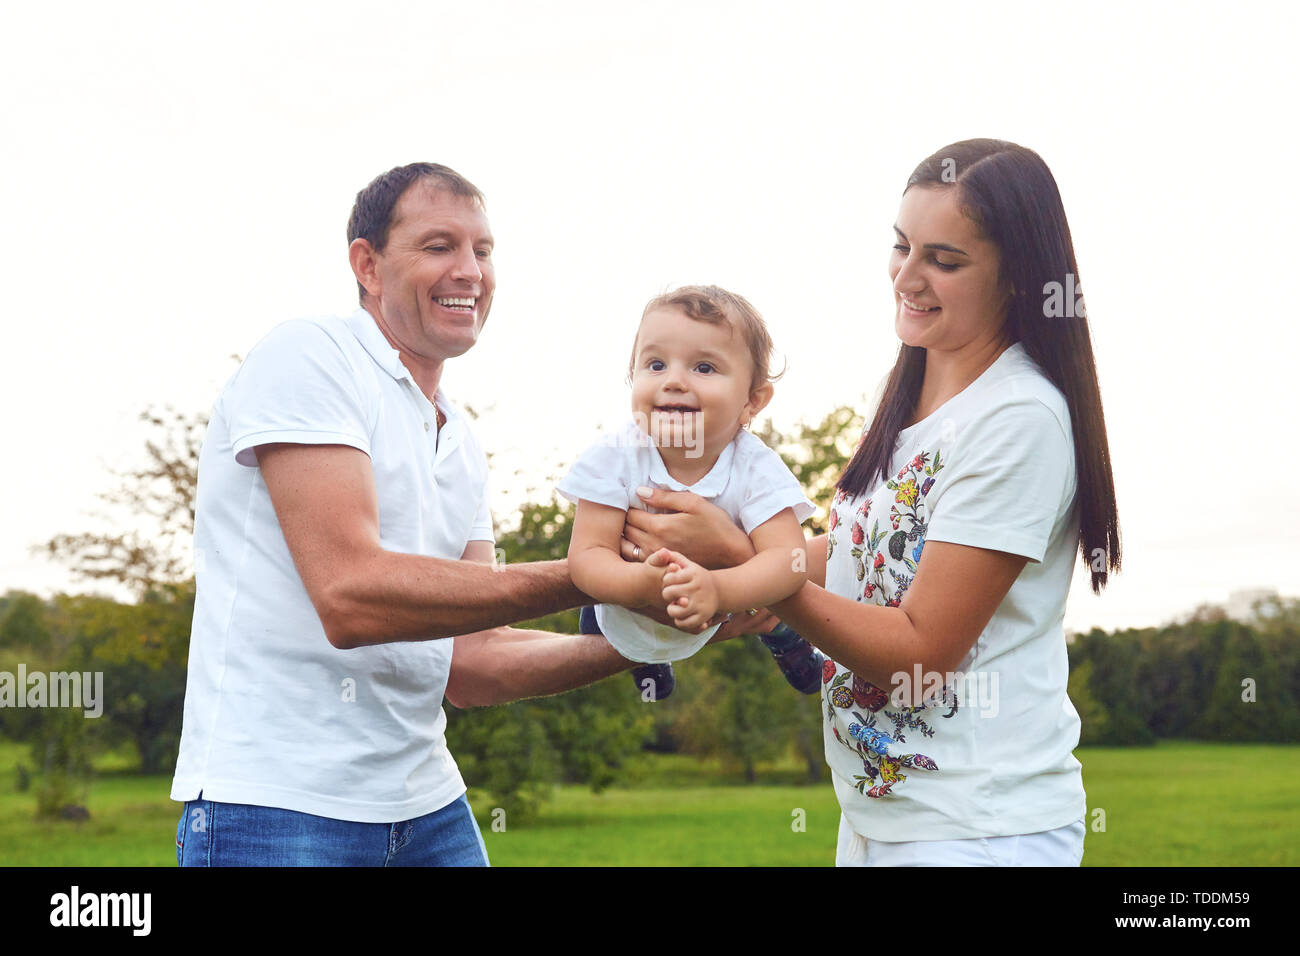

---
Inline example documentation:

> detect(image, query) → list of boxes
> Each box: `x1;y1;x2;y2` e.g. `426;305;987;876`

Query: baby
559;285;823;699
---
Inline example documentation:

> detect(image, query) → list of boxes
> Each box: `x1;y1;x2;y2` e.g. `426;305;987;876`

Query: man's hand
621;488;756;570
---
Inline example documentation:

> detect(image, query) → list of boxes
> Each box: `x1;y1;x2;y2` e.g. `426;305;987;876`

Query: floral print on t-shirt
823;447;950;798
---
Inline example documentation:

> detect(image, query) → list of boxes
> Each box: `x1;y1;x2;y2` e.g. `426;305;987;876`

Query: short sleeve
735;441;817;534
226;320;372;467
924;399;1075;562
468;476;495;542
556;433;634;512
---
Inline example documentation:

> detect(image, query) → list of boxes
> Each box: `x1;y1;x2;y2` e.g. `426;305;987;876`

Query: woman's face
889;185;1010;354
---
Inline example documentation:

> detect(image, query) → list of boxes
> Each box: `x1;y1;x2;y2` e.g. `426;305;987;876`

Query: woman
624;139;1121;866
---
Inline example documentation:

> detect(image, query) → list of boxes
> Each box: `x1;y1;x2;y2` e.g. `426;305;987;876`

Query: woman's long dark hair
838;139;1121;593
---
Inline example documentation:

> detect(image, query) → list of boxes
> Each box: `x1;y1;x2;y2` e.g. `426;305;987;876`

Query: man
170;163;766;866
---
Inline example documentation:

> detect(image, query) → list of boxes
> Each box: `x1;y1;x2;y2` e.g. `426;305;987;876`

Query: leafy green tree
444;700;559;822
0;594;100;817
756;404;864;534
0;592;54;652
58;587;194;773
1133;626;1200;738
30;707;95;818
1066;656;1109;746
1200;622;1300;742
673;639;811;782
1250;597;1300;708
1075;628;1155;745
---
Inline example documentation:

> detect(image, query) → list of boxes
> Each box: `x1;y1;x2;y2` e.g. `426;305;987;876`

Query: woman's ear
1000;279;1017;313
742;382;775;426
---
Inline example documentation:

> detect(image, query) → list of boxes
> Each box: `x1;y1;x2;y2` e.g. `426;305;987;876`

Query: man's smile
434;296;477;313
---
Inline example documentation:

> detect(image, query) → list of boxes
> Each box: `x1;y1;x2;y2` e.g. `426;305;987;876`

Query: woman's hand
707;608;781;643
620;487;756;570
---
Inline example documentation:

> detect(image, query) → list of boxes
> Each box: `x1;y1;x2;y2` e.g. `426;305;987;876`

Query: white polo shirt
170;307;494;822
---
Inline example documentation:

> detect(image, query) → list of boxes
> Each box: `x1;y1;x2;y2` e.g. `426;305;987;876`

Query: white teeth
902;297;938;312
435;297;476;307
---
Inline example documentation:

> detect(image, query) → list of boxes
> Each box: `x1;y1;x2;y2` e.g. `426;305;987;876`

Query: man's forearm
446;627;633;707
325;554;587;648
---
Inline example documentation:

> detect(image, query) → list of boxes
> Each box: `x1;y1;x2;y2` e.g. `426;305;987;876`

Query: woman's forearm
805;533;828;588
771;582;930;694
711;548;806;614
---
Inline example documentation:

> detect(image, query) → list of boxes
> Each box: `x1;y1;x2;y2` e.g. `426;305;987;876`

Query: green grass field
1;740;1295;866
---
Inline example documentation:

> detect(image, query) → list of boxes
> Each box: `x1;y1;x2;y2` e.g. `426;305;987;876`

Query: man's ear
742;382;775;426
349;238;383;299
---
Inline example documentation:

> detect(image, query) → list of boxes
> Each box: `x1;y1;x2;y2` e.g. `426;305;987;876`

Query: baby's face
629;306;761;459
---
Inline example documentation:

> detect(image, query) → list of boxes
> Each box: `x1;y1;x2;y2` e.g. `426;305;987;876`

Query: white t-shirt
557;419;816;663
823;342;1085;841
170;307;494;823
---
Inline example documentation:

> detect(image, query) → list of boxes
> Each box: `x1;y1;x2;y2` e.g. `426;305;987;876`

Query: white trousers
836;814;1086;866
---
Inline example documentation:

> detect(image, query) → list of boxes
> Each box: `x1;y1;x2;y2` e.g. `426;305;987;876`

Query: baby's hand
657;549;719;634
638;548;677;608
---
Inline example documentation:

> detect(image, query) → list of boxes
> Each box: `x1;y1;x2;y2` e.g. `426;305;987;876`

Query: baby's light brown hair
629;285;782;391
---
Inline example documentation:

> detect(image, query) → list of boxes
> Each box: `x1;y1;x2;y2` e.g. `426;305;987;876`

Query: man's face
362;183;495;365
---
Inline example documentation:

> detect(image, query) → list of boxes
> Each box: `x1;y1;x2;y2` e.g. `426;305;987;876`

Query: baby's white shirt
557;419;815;663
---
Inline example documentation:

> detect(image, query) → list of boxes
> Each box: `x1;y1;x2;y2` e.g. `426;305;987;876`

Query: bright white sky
1;1;1296;633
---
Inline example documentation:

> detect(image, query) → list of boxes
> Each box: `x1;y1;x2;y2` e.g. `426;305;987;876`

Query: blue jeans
175;793;489;866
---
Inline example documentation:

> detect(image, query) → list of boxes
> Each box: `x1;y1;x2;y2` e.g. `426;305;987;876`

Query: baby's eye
648;359;665;371
694;362;716;374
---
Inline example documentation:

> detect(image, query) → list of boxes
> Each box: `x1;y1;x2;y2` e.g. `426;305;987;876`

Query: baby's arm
661;508;808;632
568;499;670;610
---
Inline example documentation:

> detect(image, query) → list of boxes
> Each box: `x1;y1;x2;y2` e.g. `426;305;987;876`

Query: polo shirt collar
347;307;411;382
647;433;736;497
345;306;465;449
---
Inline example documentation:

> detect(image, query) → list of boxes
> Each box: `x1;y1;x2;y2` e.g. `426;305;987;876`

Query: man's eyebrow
893;225;968;257
412;228;494;246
